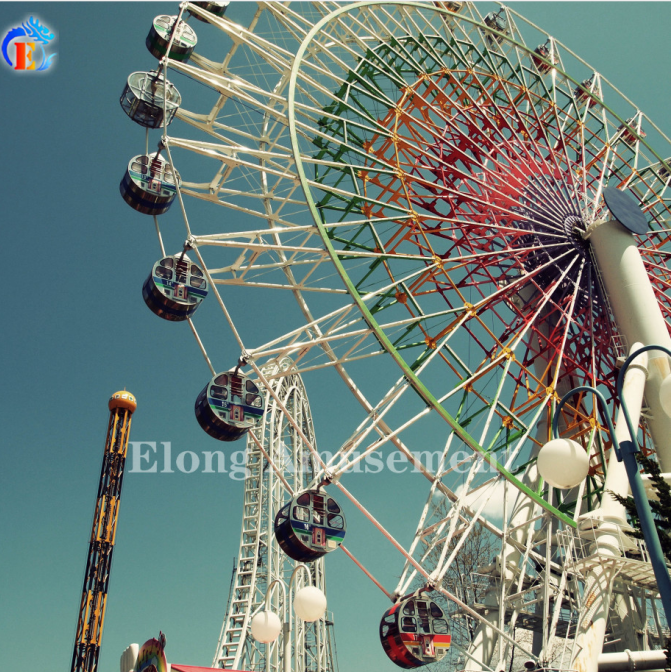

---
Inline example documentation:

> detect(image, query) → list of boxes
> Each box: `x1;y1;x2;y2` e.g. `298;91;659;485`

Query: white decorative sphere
250;610;282;642
660;375;671;417
537;438;589;489
293;586;327;622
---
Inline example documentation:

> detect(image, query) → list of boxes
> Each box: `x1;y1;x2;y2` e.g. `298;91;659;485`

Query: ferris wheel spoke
177;175;304;221
169;59;291;116
186;316;216;376
202;250;344;293
204;17;296;73
430;478;505;586
398;436;458;557
262;3;320;41
378;110;574;233
318;330;560;520
398;478;498;600
330;477;538;660
306;374;513;547
319;333;509;483
313;173;573;242
152;214;167;257
251;306;465;368
547;260;587;391
167;136;295;179
247;427;294;496
414;467;501;585
301;56;400;117
176;107;285;147
470;74;579;214
303;32;409;102
251;301;361;355
398;249;576;369
643;260;671;293
304;84;588;247
247;359;327;473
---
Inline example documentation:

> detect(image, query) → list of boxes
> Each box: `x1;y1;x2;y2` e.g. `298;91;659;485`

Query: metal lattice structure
121;2;671;671
213;358;335;672
71;392;137;672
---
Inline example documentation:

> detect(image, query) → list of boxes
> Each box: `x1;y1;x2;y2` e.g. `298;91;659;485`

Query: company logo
2;16;56;71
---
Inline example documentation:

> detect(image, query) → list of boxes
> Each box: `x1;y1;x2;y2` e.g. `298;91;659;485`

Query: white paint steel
590;220;671;469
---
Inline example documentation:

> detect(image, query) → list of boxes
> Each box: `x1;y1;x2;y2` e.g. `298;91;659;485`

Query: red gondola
380;593;451;668
532;41;556;75
432;1;463;12
617;117;646;146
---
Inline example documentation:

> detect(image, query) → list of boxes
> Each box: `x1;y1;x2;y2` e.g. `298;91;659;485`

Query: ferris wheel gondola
274;490;346;562
142;253;208;321
380;592;451;669
146;15;197;62
195;370;265;442
120;154;179;216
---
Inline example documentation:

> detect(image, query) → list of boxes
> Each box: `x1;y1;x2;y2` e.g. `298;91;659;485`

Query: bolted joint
319;471;335;486
618;439;638;457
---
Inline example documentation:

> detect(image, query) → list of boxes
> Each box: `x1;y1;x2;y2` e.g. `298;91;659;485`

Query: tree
611;453;671;669
414;522;498;670
611;453;671;559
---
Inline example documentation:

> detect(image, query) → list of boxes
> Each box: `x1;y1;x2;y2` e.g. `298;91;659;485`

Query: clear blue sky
2;3;671;672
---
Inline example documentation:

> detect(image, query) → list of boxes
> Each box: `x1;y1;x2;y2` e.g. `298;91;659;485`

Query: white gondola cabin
195;371;265;441
120;71;181;128
120;154;180;215
483;10;508;46
146;16;197;62
143;254;208;321
275;490;346;562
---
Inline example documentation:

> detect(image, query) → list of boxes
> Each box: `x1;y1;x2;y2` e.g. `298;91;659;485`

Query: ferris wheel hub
563;214;590;252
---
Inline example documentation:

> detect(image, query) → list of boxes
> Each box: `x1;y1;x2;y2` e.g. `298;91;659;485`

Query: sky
2;3;671;672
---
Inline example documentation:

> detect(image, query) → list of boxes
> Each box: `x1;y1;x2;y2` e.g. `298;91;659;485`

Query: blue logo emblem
2;16;56;71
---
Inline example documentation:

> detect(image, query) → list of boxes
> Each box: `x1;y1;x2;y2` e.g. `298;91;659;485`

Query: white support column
572;346;648;672
589;219;671;470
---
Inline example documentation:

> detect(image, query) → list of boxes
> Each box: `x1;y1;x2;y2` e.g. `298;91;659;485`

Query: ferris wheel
119;2;671;671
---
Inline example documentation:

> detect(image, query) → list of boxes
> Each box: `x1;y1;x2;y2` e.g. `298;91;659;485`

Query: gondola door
421;636;434;658
312;527;326;548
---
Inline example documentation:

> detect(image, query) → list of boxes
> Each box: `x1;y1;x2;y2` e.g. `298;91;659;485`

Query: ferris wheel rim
285;0;623;528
